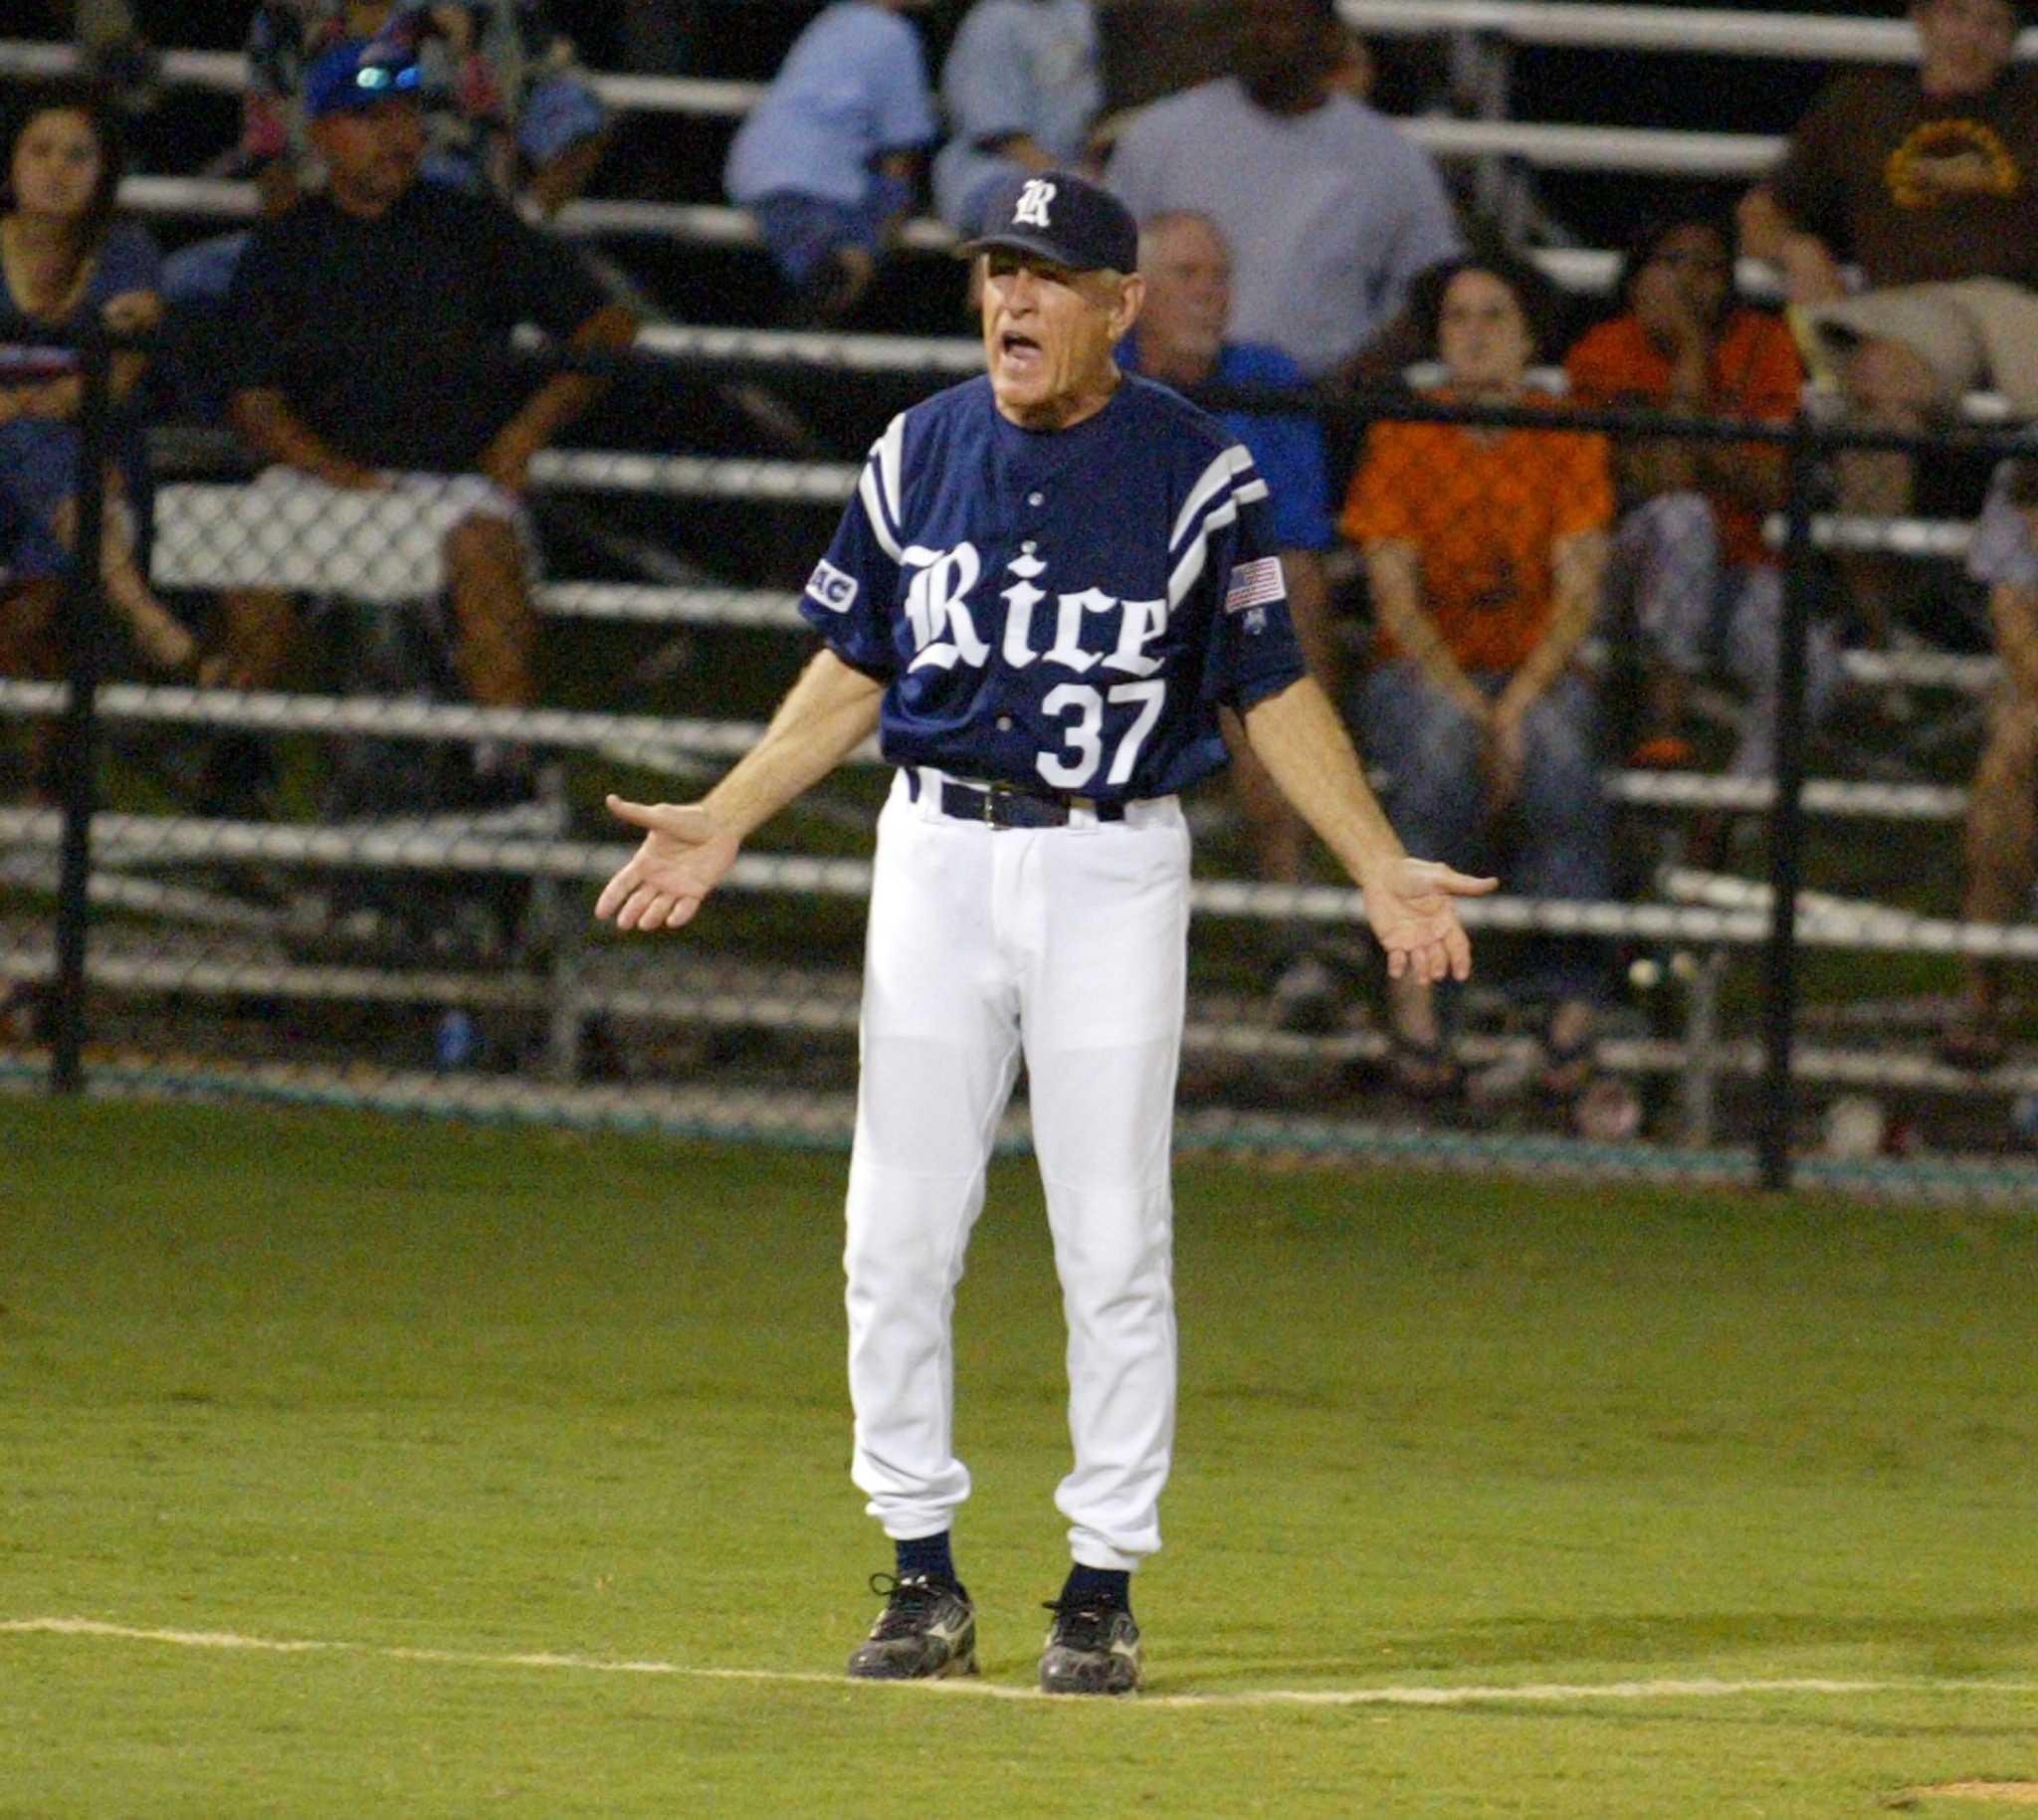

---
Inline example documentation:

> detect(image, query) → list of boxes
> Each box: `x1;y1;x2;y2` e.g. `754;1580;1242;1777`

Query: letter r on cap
1015;179;1057;228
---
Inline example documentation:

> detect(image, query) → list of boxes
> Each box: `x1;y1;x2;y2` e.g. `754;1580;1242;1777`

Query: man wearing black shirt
211;36;636;709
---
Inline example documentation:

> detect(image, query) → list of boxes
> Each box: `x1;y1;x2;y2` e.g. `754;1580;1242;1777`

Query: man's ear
1113;274;1147;340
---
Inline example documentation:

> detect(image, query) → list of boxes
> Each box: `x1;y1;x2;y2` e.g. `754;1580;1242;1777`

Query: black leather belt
930;776;1125;828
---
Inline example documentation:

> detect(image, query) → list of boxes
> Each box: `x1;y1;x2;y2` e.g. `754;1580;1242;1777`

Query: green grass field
3;1099;2035;1817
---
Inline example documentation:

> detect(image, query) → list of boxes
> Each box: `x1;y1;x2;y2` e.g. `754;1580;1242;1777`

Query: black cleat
846;1572;977;1681
1038;1597;1142;1696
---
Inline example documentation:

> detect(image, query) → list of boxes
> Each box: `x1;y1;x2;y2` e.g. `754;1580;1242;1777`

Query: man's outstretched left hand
1362;856;1498;984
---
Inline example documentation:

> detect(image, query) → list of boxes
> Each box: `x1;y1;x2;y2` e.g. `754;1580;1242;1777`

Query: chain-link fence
5;323;2037;1201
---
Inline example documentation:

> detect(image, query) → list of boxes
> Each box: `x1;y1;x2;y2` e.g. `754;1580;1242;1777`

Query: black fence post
1756;412;1822;1192
49;325;114;1097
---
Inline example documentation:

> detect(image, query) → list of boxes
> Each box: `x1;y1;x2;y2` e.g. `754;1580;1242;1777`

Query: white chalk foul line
7;1619;2038;1711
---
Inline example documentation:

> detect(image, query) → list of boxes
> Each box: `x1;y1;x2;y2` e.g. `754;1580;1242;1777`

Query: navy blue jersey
798;373;1308;801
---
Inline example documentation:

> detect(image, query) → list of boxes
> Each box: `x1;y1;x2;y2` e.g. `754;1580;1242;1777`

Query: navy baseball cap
960;170;1139;275
304;38;423;120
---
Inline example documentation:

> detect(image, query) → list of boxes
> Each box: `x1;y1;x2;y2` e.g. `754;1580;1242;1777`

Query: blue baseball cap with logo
304;38;423;120
960;170;1140;275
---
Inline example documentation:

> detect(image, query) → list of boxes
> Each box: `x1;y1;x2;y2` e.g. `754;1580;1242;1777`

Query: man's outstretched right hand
595;797;741;932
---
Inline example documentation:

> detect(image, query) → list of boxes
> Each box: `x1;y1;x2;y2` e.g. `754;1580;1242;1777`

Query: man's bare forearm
489;303;639;463
1504;528;1606;705
1241;675;1406;889
702;649;885;841
1736;185;1846;303
1365;541;1480;711
229;388;378;487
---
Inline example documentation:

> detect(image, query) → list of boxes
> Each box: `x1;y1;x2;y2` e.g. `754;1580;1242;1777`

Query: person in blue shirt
932;0;1103;235
1118;209;1343;1025
724;0;940;321
596;170;1493;1696
0;84;190;685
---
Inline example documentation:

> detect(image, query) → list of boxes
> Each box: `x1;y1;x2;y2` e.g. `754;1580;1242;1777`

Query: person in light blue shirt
932;0;1102;235
725;0;939;319
1107;0;1461;378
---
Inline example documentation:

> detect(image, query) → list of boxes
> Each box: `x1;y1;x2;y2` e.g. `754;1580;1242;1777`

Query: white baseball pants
845;768;1190;1572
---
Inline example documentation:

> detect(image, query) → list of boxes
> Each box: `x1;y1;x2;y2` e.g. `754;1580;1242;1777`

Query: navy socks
896;1531;958;1587
1060;1564;1131;1612
891;1535;1129;1613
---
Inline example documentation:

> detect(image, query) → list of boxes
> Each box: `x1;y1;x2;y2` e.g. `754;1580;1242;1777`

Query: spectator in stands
162;2;608;313
47;0;158;109
1566;212;1839;780
932;0;1103;236
241;2;609;221
1942;463;2038;1068
1116;208;1344;1026
724;0;939;323
1105;0;1461;380
0;83;192;690
1340;256;1615;1099
1738;0;2038;644
210;39;635;733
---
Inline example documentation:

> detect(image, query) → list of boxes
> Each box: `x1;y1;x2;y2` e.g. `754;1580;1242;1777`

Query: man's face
980;247;1142;427
10;108;102;223
1642;224;1732;327
1235;0;1333;106
1136;217;1231;371
311;96;425;209
1914;0;2019;94
1436;268;1533;394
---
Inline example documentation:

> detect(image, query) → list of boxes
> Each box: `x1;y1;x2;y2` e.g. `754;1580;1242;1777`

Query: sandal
1385;1024;1463;1102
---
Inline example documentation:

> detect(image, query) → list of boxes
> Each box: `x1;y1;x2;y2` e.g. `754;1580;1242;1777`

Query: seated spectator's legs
0;580;62;801
1803;283;2038;646
444;509;537;708
1507;671;1614;1093
0;581;58;680
1723;566;1844;780
1832;330;1941;650
1360;660;1484;1090
748;186;901;322
1608;493;1720;762
205;588;300;691
1954;686;2038;1061
0;422;192;674
1949;483;2038;1062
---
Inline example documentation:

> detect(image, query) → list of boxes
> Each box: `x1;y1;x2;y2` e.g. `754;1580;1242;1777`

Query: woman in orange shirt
1342;254;1614;1102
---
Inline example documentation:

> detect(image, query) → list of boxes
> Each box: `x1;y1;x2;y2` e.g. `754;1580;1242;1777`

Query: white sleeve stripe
1233;478;1270;506
858;464;904;562
1167;496;1242;608
874;413;906;543
1169;445;1257;552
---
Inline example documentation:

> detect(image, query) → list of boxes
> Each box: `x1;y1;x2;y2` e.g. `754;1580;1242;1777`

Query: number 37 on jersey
796;379;1310;802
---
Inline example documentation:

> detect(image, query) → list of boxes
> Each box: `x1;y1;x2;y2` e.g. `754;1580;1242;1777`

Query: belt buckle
983;782;1010;826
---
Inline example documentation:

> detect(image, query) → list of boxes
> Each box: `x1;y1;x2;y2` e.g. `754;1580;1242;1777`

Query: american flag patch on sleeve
1224;556;1287;614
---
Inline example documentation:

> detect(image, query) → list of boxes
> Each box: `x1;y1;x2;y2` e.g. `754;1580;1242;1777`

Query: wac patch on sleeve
1224;556;1286;615
805;558;861;613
